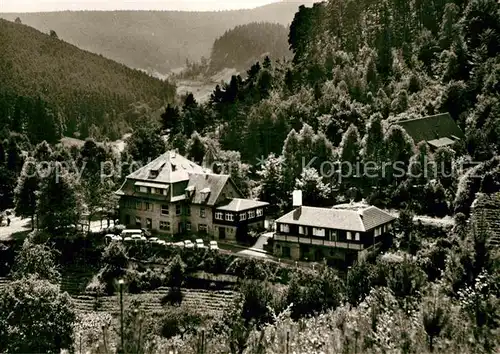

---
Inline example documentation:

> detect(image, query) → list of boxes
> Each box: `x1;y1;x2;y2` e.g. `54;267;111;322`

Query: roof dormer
185;185;195;198
200;187;211;200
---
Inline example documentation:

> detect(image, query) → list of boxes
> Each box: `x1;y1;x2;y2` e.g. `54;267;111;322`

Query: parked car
183;240;194;249
112;235;123;242
209;241;219;251
156;240;167;246
121;229;144;238
131;234;146;242
148;237;159;243
195;239;204;248
123;236;133;242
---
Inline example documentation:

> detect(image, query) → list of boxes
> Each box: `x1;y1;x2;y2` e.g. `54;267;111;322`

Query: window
225;213;234;222
145;203;152;211
151;188;155;194
313;228;325;237
355;232;360;241
125;215;130;225
139;186;148;193
347;231;352;240
248;210;255;219
375;227;382;237
299;226;305;235
215;212;224;220
135;216;141;227
256;208;263;217
160;221;170;231
185;206;191;216
146;218;152;229
176;204;181;215
200;207;206;218
136;202;142;210
198;224;208;233
239;212;247;221
161;205;169;215
329;230;337;241
280;224;290;233
186;222;191;231
388;223;392;230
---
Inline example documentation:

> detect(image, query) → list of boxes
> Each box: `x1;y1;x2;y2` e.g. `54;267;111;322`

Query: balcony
274;234;364;251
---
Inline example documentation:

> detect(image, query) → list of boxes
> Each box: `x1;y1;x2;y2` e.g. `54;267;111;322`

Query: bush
161;287;184;306
160;307;203;339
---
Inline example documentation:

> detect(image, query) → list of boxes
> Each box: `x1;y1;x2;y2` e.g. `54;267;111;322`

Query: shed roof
394;113;464;145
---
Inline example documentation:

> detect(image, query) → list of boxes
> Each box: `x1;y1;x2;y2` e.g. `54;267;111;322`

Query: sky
0;0;281;13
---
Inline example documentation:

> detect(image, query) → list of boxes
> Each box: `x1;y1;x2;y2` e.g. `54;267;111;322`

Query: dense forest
0;1;316;73
210;22;291;72
159;0;500;218
0;1;499;353
0;19;176;143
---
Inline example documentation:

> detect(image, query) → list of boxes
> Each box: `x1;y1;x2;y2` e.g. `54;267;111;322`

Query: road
0;216;114;241
235;232;273;258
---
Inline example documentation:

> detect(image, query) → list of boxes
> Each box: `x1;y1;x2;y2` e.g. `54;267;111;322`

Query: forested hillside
210;22;291;72
0;19;176;143
161;0;500;216
0;1;316;74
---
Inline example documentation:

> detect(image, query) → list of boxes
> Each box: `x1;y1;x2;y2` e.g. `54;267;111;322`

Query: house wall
119;198;174;236
118;176;264;241
272;221;394;263
213;224;238;241
189;204;214;235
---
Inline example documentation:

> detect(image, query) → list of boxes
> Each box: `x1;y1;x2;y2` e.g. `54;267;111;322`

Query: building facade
273;203;396;265
116;151;268;240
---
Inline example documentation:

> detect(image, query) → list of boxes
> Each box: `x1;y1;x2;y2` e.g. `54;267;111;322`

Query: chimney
292;190;302;220
292;190;302;207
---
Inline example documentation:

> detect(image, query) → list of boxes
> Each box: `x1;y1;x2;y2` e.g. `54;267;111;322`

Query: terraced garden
73;287;239;316
0;274;239;318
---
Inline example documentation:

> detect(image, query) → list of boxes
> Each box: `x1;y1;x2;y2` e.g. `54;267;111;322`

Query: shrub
160;307;203;339
161;287;184;306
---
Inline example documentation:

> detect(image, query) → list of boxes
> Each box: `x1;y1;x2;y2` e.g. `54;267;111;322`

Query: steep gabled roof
186;173;230;206
126;151;205;184
394;113;464;145
275;205;395;232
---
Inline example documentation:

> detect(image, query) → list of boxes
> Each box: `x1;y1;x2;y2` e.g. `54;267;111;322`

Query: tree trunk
31;214;34;231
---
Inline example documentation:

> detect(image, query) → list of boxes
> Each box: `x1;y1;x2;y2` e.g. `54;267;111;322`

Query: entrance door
178;222;184;234
219;227;226;240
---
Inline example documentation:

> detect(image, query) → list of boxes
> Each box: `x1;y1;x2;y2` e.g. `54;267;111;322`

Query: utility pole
118;279;125;352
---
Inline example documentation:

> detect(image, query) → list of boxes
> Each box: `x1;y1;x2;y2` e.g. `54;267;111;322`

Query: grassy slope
0;1;315;73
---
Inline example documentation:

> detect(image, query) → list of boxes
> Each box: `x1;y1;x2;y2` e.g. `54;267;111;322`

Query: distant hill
0;19;176;142
210;22;291;72
0;1;317;74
